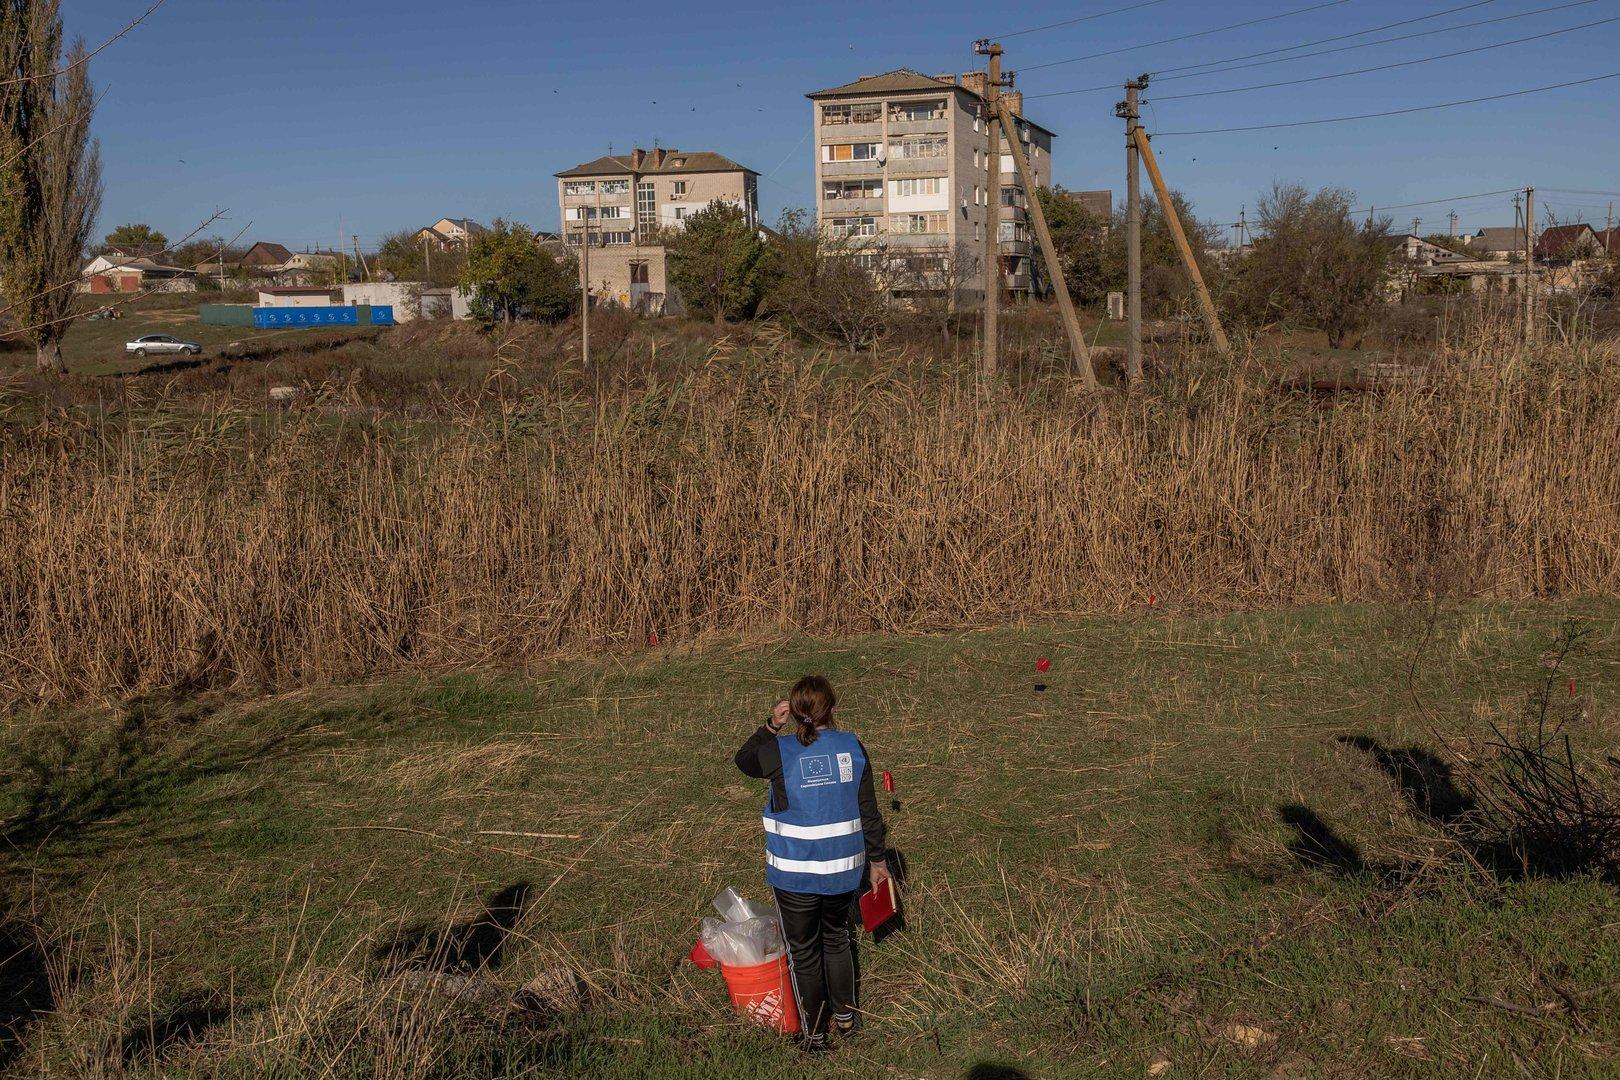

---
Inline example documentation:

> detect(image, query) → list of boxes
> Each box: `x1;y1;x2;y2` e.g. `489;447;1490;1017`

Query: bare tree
890;241;980;345
1;2;102;373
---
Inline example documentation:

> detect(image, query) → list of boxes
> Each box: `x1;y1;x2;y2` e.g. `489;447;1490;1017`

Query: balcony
998;204;1029;223
998;238;1033;257
819;160;885;178
820;196;886;214
820;120;884;141
885;155;949;174
887;118;948;137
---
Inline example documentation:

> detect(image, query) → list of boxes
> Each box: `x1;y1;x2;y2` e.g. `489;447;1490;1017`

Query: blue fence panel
253;306;359;329
371;306;395;326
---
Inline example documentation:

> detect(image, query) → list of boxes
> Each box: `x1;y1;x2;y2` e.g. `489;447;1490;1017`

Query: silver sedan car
125;334;202;357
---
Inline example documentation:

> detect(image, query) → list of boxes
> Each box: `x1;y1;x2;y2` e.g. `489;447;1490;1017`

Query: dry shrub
3;336;1620;705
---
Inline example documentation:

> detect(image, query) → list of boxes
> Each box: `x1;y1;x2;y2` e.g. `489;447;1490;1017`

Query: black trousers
773;887;858;1037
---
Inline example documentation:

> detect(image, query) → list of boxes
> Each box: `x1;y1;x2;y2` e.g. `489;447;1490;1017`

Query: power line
1152;17;1619;101
1151;0;1499;77
1541;186;1620;198
1154;70;1620;135
992;0;1175;41
1347;188;1524;214
1022;0;1565;100
1020;0;1356;73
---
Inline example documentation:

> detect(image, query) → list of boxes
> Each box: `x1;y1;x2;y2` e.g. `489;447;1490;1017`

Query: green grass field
4;601;1619;1076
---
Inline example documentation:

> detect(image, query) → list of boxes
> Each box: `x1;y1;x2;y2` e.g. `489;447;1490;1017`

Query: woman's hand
767;700;790;732
868;858;891;891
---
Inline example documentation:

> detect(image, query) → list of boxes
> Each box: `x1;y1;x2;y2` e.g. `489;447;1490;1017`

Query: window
673;206;688;220
974;222;982;241
974;185;982;206
600;179;630;194
890;212;947;235
822;102;882;125
637;181;656;230
563;180;596;195
888;137;947;160
566;206;625;221
827;216;879;238
671;157;686;167
823;143;882;162
630;262;649;285
889;99;947;122
824;178;882;200
998;221;1030;243
890;177;944;198
601;231;632;246
673;180;687;195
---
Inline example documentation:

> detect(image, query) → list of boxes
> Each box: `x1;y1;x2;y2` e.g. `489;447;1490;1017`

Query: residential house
1064;190;1112;220
807;68;1057;301
79;255;197;294
256;285;336;307
240;242;296;272
1597;227;1620;256
555;147;760;314
416;218;488;252
1534;222;1603;261
1387;234;1473;267
1468;227;1526;259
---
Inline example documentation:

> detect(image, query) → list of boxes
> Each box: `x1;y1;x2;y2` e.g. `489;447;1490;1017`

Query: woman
735;675;889;1051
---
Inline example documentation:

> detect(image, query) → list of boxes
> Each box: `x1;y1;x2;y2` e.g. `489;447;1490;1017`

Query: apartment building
554;147;759;315
807;68;1055;299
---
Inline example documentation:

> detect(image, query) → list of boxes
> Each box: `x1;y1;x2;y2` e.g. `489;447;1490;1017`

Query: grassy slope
5;601;1619;1077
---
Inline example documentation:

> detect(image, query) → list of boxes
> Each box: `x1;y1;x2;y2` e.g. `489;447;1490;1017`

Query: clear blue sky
69;0;1620;251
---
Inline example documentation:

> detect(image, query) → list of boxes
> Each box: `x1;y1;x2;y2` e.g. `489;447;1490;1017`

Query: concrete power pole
975;40;1004;380
1448;210;1458;238
1523;185;1535;347
1119;77;1146;386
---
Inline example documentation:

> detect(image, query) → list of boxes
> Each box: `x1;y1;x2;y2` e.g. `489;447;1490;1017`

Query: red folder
859;877;898;932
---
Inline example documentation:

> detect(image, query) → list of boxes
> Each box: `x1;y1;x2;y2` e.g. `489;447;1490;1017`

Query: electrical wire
1541;187;1620;199
1151;17;1619;100
1153;70;1620;135
992;0;1175;41
1022;0;1593;99
1346;189;1525;214
1151;0;1498;77
1019;0;1356;73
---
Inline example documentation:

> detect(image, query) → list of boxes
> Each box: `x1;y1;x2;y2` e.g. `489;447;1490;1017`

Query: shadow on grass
1337;736;1476;823
1278;804;1366;876
120;994;232;1067
374;882;535;974
0;918;51;1073
965;1065;1033;1080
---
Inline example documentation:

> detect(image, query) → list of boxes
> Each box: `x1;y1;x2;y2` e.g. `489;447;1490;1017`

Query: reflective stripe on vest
763;729;868;896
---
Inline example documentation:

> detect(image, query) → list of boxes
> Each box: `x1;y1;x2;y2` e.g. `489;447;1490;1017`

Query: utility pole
353;235;370;282
580;187;600;368
1448;210;1458;238
1118;77;1146;386
1411;217;1421;238
1523;185;1535;347
975;39;1006;380
1130;123;1230;356
996;95;1096;389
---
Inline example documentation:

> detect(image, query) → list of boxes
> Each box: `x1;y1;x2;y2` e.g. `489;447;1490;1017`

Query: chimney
960;71;987;99
653;147;669;168
934;73;958;85
1003;90;1024;119
631;148;646;169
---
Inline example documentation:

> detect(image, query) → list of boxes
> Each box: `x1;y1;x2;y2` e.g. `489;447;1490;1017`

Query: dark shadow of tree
1278;804;1367;876
0;918;51;1073
119;993;233;1068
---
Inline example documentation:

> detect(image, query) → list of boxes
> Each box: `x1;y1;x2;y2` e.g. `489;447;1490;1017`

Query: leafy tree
1034;186;1109;306
458;219;576;323
0;1;102;372
1226;183;1391;348
757;208;890;350
100;222;167;257
666;200;763;323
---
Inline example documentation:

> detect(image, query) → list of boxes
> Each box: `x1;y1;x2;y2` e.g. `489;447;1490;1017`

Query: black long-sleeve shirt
734;725;888;862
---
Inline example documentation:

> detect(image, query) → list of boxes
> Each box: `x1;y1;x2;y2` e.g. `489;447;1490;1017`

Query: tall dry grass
3;329;1619;706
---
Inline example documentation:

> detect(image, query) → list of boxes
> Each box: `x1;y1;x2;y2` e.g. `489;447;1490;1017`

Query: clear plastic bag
701;890;785;967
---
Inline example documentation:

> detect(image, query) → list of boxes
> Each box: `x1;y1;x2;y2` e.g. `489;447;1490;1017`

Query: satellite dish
874;143;887;165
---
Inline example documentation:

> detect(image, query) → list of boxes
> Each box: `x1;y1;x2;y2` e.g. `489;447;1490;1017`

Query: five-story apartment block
555;147;759;315
807;69;1054;299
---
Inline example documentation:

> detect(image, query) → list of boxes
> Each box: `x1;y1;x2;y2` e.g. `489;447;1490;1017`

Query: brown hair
789;675;837;746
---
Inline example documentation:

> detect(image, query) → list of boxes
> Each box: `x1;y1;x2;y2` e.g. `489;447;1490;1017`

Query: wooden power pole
1118;77;1145;385
1130;124;1230;356
975;39;1004;380
996;96;1095;389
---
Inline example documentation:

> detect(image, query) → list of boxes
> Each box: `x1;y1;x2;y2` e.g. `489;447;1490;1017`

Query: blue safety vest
763;730;867;895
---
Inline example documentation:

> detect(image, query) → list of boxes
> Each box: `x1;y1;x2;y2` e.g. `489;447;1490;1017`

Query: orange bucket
719;955;800;1034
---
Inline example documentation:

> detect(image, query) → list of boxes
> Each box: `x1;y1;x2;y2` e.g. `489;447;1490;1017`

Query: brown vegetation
2;314;1618;706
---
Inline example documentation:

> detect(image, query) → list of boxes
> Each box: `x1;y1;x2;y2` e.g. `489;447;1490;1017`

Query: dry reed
4;333;1619;706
